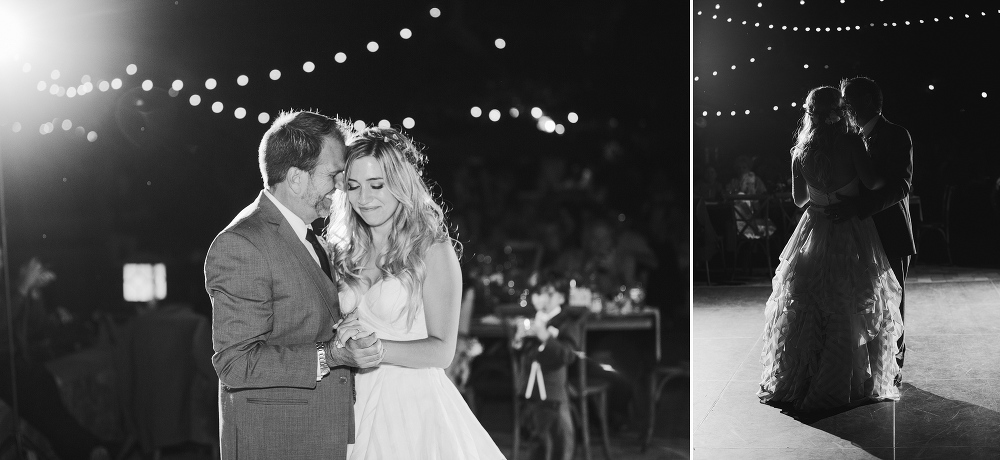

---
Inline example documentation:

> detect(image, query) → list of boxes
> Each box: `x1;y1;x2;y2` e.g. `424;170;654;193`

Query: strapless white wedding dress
757;177;904;410
342;277;506;459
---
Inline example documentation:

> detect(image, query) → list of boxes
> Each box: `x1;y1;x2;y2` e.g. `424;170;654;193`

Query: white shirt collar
263;189;311;241
860;115;880;138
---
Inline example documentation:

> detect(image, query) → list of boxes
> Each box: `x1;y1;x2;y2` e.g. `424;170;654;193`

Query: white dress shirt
263;189;324;267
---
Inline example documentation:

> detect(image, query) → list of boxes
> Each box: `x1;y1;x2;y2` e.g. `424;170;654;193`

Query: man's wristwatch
317;341;331;379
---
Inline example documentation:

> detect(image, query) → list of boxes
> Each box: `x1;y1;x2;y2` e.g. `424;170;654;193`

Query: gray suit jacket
205;191;352;460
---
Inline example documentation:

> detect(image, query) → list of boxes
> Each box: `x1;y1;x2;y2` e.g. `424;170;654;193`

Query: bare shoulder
424;240;460;269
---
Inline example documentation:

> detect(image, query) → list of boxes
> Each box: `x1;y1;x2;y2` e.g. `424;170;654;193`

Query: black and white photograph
694;1;1000;459
0;1;686;459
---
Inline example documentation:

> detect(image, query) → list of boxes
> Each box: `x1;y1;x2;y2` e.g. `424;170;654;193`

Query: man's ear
287;167;306;195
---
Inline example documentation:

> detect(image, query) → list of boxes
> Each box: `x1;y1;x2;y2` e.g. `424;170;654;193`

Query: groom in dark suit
205;111;384;459
827;77;915;386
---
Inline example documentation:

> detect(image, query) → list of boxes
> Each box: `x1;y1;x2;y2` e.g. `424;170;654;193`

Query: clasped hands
823;194;861;223
330;309;384;369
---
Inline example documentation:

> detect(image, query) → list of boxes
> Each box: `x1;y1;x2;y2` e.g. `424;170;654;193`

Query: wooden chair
498;305;613;460
731;194;776;277
641;361;689;453
912;186;954;264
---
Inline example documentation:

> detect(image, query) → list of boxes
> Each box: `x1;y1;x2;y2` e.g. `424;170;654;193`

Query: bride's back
799;133;865;195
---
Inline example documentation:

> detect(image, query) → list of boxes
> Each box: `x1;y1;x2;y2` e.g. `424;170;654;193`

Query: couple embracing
758;77;915;411
205;111;506;459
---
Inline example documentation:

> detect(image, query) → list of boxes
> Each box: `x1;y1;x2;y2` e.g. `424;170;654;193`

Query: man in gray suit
205;110;383;459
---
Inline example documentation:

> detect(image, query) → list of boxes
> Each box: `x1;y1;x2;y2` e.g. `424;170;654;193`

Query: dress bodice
339;277;427;341
807;177;860;207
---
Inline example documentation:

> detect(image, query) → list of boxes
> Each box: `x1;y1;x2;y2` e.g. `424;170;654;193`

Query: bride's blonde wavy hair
791;86;849;187
326;127;458;330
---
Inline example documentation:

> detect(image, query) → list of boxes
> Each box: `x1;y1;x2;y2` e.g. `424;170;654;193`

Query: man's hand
824;194;861;223
327;332;383;369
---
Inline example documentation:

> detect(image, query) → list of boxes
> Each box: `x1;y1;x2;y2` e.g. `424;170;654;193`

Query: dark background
694;0;1000;266
0;0;686;345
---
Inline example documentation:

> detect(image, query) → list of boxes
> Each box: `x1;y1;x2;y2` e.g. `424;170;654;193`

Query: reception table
469;305;662;361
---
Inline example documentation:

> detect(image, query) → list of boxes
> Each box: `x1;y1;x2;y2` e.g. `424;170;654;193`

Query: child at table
511;278;586;460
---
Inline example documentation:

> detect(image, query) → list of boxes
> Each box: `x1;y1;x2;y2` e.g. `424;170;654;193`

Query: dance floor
692;263;1000;459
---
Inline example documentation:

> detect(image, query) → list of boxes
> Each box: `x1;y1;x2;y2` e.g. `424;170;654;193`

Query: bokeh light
367;42;379;52
237;75;248;86
49;84;58;95
400;28;412;39
172;80;183;91
141;80;153;91
62;120;72;130
81;75;91;83
378;119;391;129
270;69;281;80
50;69;60;80
22;63;30;72
470;107;482;118
488;109;501;121
430;7;441;18
530;107;542;119
537;116;555;133
112;78;122;89
335;53;347;63
555;124;565;135
258;112;270;124
509;108;519;118
87;131;98;142
234;107;246;119
402;117;415;129
67;87;77;97
567;112;579;123
205;78;217;90
11;122;21;133
352;120;365;131
495;38;506;49
303;61;316;72
212;101;223;113
189;94;201;106
37;81;46;91
126;64;137;75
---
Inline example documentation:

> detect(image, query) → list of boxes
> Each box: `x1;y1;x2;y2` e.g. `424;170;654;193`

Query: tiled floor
692;263;1000;459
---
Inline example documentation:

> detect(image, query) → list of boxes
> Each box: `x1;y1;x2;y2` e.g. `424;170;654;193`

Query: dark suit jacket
205;191;352;460
860;115;917;258
513;308;586;403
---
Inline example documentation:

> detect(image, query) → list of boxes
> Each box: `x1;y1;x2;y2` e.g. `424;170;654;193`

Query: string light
258;112;270;124
269;70;281;80
237;75;248;86
303;61;316;72
402;117;415;129
367;41;379;52
400;28;412;39
335;53;347;63
696;5;999;32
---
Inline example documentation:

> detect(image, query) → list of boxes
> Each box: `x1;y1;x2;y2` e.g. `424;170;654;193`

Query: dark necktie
305;229;333;281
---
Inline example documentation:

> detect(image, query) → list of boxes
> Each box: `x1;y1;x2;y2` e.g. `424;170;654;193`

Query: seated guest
694;166;726;202
510;278;583;460
550;212;659;297
0;256;117;460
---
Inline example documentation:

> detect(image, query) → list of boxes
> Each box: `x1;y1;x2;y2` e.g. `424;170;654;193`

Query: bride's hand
333;314;370;348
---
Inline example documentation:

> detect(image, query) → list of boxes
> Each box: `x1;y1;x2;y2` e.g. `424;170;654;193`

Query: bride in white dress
327;127;505;459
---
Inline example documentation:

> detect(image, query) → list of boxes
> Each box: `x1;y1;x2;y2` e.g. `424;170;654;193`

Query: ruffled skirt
757;206;903;411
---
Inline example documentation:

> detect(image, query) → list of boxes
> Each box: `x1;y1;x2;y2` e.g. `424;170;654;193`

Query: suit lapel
257;191;341;321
